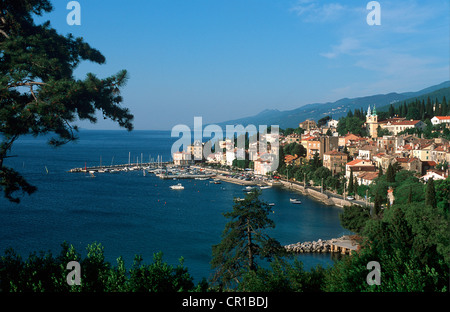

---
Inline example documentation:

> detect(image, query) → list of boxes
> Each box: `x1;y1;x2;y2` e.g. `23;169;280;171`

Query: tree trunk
247;217;254;272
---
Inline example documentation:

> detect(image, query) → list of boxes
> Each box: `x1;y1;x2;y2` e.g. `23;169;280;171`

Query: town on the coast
170;99;450;209
71;97;450;213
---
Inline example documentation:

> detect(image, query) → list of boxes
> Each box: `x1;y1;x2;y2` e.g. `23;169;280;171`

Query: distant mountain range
216;81;450;129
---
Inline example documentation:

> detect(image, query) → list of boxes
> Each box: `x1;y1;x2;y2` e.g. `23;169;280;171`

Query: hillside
215;81;450;129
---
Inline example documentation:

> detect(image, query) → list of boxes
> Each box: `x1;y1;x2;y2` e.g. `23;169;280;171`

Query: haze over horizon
38;0;450;130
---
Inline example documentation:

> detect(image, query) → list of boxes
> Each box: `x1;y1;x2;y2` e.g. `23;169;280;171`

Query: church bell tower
366;105;378;138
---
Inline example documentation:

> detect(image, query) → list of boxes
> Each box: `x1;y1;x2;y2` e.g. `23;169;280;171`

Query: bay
0;130;347;282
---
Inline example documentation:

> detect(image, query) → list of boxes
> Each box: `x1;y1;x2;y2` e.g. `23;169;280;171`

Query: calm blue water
0;130;346;282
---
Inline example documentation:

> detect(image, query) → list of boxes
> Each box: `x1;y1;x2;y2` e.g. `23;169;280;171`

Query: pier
284;236;359;255
68;161;172;173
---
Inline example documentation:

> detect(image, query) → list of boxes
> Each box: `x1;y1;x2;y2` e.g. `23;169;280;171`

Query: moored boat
170;183;184;190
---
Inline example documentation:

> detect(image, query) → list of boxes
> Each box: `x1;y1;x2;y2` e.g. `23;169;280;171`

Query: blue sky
38;0;449;130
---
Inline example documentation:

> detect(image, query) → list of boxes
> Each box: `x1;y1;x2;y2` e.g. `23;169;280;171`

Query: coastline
197;165;354;208
277;180;354;208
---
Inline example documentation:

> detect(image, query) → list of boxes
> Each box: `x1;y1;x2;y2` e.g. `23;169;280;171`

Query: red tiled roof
391;120;421;126
395;157;418;163
346;159;364;166
324;150;347;156
359;172;379;181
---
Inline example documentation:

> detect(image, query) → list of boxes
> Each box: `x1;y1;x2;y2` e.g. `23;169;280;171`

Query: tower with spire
366;104;378;138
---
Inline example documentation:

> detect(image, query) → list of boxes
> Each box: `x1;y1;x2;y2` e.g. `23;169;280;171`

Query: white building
173;151;193;166
380;120;426;135
226;150;236;166
421;170;447;182
431;116;450;126
327;119;339;128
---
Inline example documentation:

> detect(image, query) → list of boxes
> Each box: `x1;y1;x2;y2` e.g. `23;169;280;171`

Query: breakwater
68;162;172;173
284;236;358;255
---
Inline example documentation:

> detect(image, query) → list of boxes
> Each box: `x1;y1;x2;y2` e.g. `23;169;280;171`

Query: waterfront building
323;150;348;175
173;151;194;166
356;171;379;186
305;137;321;160
187;140;203;161
254;153;277;175
345;159;376;180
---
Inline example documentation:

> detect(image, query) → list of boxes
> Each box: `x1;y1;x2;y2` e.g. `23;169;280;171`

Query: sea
0;130;347;282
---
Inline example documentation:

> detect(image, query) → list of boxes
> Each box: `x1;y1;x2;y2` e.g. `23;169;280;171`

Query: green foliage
434;178;450;214
0;242;199;292
425;178;437;208
377;126;392;137
378;92;450;120
127;252;194;292
0;0;134;203
283;142;306;158
348;170;354;195
393;175;424;205
238;257;327;292
339;205;370;234
337;116;366;136
317;116;331;127
281;127;304;136
385;164;396;183
232;159;253;170
326;202;449;292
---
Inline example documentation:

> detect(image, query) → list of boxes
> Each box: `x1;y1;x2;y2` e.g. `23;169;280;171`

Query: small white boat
268;203;275;206
290;199;302;204
170;183;184;190
259;186;272;189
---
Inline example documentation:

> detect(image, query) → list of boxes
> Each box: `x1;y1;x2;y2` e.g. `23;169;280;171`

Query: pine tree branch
7;81;46;89
0;29;9;39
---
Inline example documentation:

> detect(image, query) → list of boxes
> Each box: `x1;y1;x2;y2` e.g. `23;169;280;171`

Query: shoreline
277;180;354;208
199;165;354;208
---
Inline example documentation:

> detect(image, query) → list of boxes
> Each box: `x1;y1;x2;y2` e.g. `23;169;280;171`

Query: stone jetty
284;239;333;253
284;236;358;254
